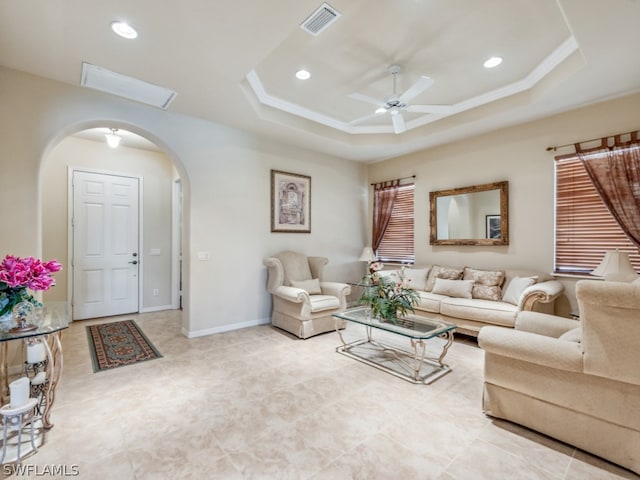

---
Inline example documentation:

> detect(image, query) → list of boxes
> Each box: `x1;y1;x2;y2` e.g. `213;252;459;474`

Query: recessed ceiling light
111;21;138;39
483;56;503;69
295;69;311;80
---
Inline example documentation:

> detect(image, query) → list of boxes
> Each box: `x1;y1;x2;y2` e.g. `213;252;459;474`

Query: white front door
72;171;140;320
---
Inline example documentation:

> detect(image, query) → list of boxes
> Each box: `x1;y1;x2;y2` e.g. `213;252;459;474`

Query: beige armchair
263;251;351;339
478;280;640;474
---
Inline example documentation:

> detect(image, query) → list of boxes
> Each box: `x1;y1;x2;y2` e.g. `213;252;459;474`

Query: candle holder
9;301;38;333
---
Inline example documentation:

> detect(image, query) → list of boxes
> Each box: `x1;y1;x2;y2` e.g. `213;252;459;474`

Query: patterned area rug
86;320;162;373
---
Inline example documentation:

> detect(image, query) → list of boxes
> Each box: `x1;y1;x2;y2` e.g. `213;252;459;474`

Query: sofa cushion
432;278;474;299
502;276;538;305
290;278;322;295
415;291;449;313
559;327;582;343
309;295;340;312
441;298;518;327
425;265;464;291
403;267;430;291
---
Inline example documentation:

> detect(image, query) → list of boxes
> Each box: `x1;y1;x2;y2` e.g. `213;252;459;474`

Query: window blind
555;157;640;273
376;184;414;263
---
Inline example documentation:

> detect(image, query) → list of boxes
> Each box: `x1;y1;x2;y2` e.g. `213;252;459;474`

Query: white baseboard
182;317;271;338
140;304;174;313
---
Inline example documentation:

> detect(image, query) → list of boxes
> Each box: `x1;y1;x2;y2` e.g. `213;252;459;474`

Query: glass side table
0;302;69;430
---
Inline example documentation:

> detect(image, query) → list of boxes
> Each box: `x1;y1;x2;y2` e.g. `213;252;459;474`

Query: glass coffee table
332;306;456;384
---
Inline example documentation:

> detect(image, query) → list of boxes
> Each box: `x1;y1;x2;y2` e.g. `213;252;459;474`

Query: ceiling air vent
300;3;341;36
80;62;176;109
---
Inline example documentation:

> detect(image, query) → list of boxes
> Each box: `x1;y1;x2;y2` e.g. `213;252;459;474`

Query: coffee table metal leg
410;339;427;381
335;318;347;346
437;330;455;366
366;325;373;342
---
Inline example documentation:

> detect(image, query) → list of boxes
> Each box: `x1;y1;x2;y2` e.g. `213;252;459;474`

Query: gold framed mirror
429;181;509;246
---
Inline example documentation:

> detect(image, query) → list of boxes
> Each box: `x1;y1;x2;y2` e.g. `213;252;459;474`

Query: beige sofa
477;280;640;475
378;265;564;336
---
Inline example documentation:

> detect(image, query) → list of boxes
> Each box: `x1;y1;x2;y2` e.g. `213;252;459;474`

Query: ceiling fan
349;65;453;134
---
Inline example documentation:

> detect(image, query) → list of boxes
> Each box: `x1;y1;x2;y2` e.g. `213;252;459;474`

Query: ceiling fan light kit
349;65;452;134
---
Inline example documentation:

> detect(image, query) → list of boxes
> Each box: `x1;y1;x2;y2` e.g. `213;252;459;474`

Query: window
375;183;414;264
555;156;640;273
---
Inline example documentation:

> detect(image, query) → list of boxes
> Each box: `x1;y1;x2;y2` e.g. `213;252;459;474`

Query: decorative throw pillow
559;327;581;343
463;267;505;300
472;285;502;301
425;266;464;292
502;276;538;305
431;278;474;299
463;267;505;286
402;267;430;291
290;278;322;295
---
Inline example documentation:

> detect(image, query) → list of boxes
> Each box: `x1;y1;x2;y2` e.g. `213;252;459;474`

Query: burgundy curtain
577;135;640;249
372;180;399;253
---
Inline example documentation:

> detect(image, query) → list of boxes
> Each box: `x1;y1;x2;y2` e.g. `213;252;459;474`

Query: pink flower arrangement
0;255;62;291
0;255;62;318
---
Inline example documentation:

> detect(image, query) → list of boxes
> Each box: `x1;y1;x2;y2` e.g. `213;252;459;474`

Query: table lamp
591;250;638;282
358;247;377;273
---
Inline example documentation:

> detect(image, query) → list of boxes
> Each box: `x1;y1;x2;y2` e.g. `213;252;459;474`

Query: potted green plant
359;267;419;324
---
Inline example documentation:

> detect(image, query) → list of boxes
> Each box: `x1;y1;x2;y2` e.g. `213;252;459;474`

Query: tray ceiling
0;0;639;161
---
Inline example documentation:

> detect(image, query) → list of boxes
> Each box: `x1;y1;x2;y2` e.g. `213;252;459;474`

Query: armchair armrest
320;281;351;297
519;280;564;311
272;285;310;304
478;326;583;373
263;257;284;294
320;281;351;309
515;311;580;338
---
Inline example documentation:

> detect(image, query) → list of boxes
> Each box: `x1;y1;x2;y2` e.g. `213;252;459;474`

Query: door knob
128;260;138;265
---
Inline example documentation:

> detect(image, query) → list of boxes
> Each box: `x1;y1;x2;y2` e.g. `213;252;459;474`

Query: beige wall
0;66;367;336
3;63;638;330
367;92;640;315
41;136;176;310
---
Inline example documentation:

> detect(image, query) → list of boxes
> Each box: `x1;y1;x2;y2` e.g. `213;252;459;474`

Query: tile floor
10;310;640;479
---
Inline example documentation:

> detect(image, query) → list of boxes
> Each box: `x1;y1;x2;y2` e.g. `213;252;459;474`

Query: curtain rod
370;175;415;186
546;129;639;152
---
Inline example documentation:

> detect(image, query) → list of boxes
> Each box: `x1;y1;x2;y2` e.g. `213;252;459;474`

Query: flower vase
0;298;11;323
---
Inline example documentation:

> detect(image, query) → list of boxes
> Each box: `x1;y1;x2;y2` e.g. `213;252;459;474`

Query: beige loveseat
478;280;640;475
378;265;564;336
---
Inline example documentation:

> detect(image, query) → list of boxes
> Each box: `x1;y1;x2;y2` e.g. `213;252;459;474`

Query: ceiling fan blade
399;76;434;103
348;92;386;107
391;113;406;134
406;104;454;115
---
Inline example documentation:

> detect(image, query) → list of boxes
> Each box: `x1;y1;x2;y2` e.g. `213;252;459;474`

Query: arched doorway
39;123;187;323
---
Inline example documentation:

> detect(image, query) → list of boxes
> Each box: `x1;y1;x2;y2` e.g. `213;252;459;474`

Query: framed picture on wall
486;215;501;239
271;170;311;233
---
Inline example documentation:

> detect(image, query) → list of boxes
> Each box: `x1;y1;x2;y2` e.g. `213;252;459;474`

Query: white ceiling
1;0;639;161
